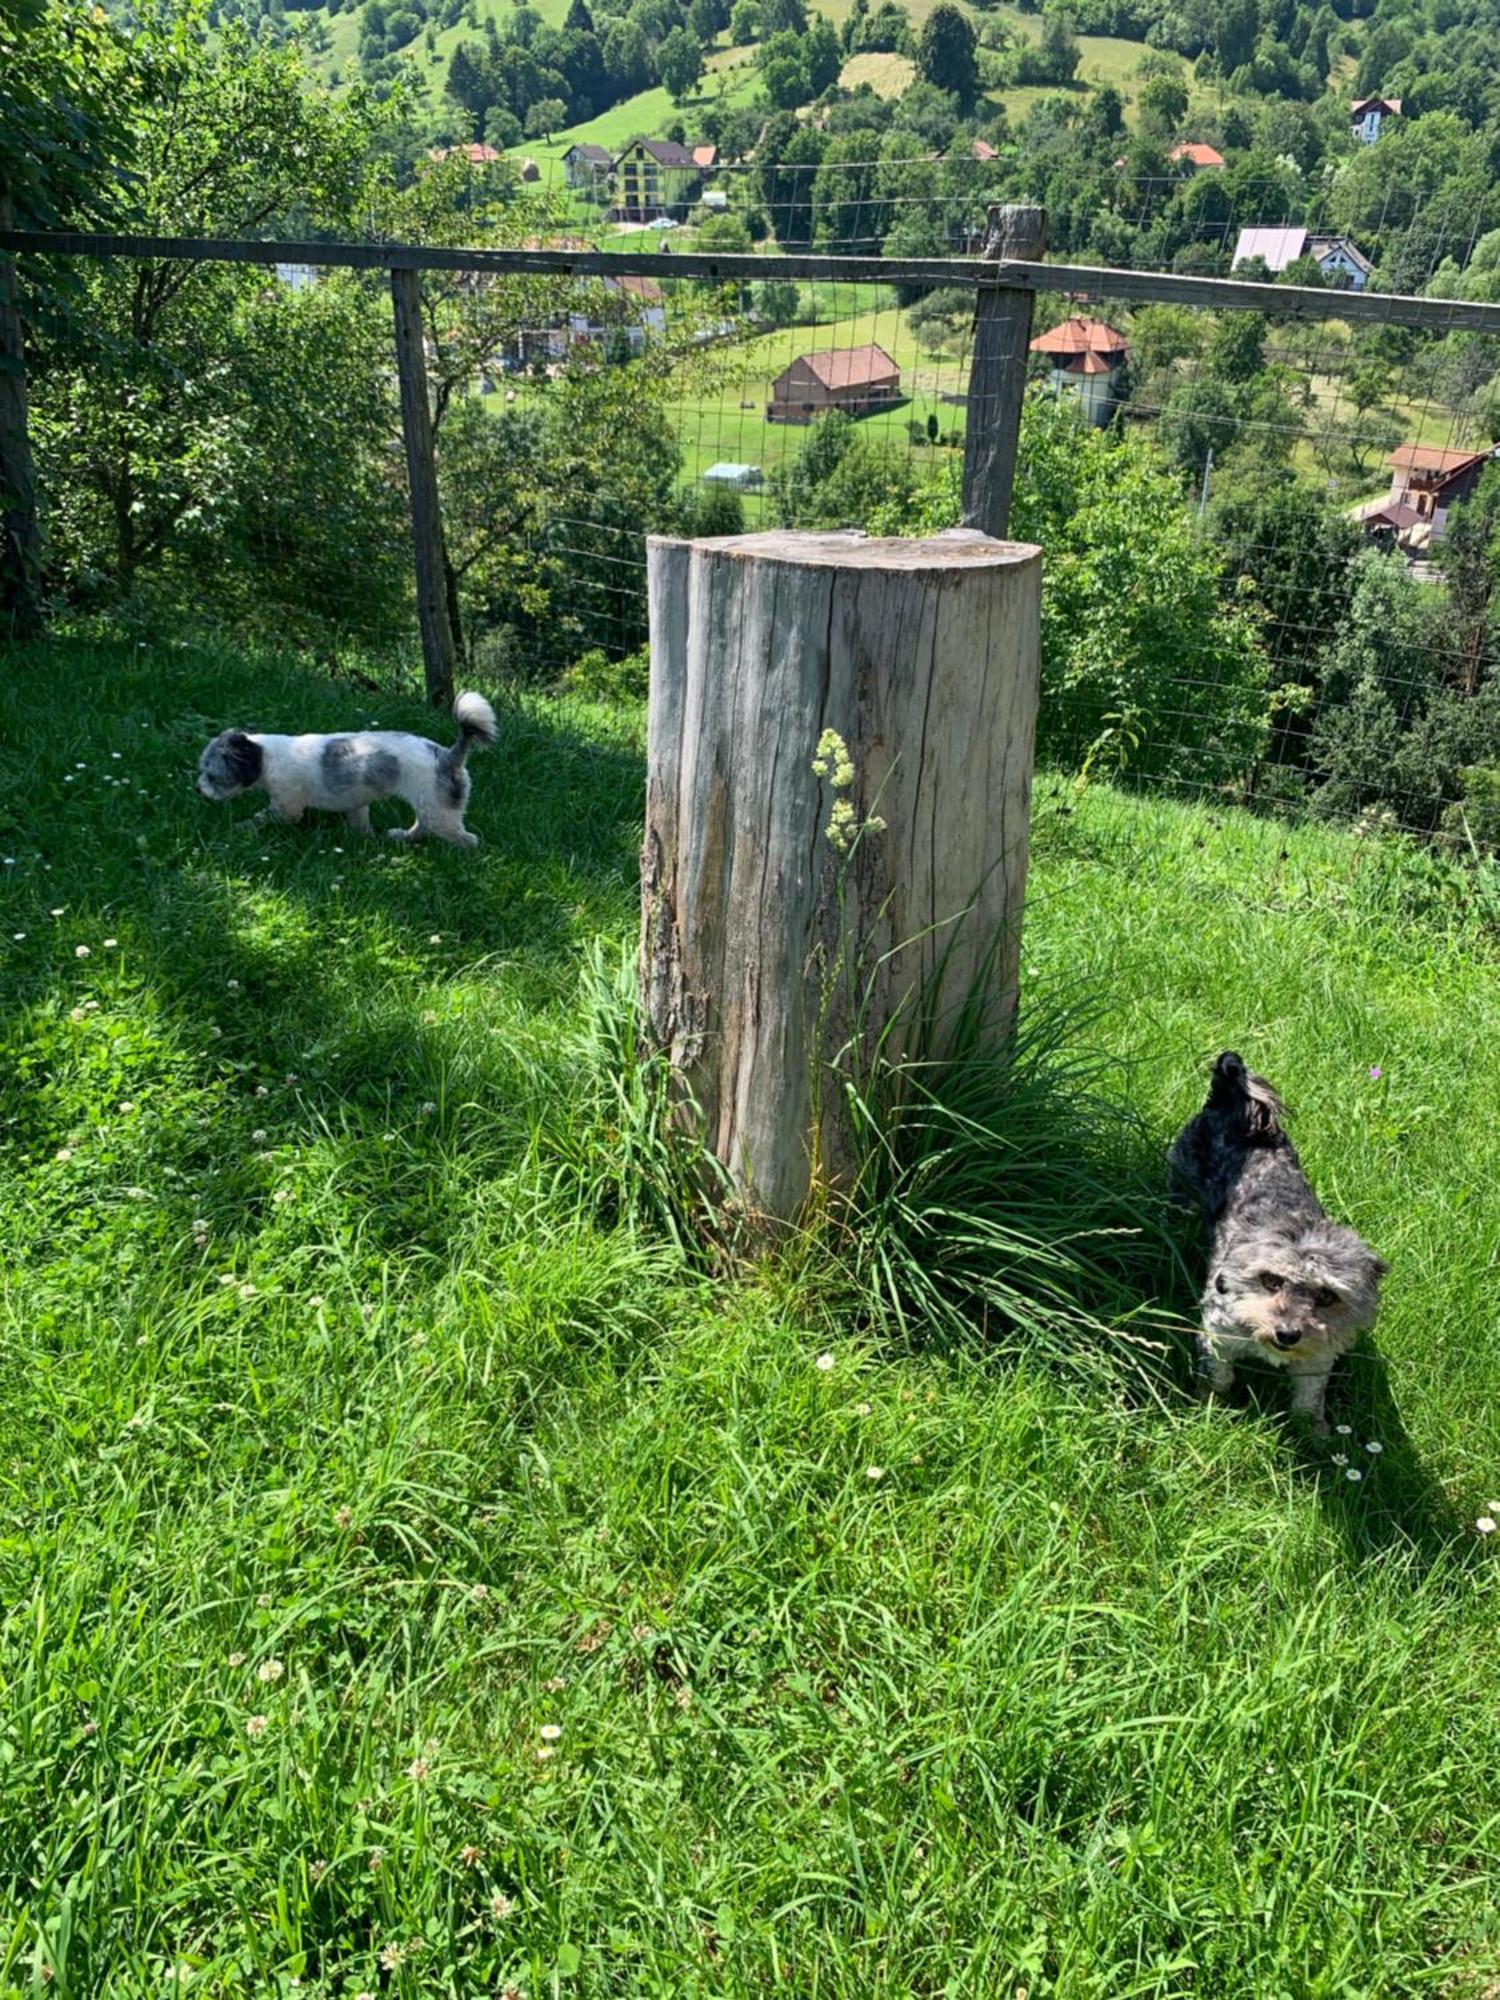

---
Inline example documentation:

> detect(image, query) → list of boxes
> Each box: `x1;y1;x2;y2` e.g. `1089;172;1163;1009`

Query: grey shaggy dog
197;692;498;848
1169;1052;1387;1433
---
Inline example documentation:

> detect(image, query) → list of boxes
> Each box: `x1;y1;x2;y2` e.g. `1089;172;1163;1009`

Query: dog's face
198;731;264;800
1208;1221;1386;1363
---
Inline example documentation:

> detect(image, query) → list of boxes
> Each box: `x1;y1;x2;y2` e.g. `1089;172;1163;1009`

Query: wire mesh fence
6;164;1500;858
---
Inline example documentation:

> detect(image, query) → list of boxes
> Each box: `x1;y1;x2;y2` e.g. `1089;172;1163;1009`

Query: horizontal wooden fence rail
5;229;1500;335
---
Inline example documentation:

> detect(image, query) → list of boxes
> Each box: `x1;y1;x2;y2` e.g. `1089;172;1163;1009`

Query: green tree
916;3;979;104
29;4;377;602
657;25;704;100
1;0;133;633
524;96;568;136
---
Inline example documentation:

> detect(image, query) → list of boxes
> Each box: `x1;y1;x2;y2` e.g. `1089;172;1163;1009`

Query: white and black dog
197;693;498;848
1170;1052;1387;1433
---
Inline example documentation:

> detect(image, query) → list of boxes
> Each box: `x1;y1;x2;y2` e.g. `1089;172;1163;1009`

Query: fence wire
457;151;1499;855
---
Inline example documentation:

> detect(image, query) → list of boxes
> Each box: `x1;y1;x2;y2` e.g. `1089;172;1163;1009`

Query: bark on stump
640;528;1042;1225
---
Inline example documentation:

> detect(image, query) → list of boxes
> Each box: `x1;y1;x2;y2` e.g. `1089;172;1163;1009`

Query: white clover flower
226;978;239;990
251;1129;267;1144
208;1025;222;1039
255;1084;269;1099
50;907;64;917
420;1101;437;1117
429;933;442;945
55;1148;73;1164
12;932;24;942
257;1658;284;1683
75;944;90;958
1345;1468;1363;1482
1334;1424;1352;1436
815;1352;835;1371
539;1723;562;1742
238;1281;257;1300
245;1714;269;1738
406;1756;431;1782
1365;1441;1383;1454
103;937;117;949
854;1401;872;1417
1477;1516;1497;1535
865;1465;885;1480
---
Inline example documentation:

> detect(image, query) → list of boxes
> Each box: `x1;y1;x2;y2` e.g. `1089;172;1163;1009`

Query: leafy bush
560;644;651;703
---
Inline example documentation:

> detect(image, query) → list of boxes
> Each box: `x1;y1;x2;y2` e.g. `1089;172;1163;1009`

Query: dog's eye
1214;1273;1228;1294
1258;1272;1283;1292
1313;1287;1339;1309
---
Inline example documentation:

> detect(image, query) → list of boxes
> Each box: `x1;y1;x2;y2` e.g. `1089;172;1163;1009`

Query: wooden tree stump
640;528;1042;1224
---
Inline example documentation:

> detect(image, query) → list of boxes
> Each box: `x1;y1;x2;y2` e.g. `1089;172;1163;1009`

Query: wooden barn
766;344;902;424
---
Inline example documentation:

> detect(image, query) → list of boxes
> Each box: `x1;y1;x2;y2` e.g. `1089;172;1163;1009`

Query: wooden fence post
962;204;1047;540
0;195;44;642
390;265;457;710
640;528;1042;1226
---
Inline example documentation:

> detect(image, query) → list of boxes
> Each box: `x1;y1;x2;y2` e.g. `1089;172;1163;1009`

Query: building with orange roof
1168;141;1225;169
1029;316;1129;425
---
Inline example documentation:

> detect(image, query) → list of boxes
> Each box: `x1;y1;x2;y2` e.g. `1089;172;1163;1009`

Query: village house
427;142;503;166
612;138;704;221
1354;442;1500;554
1028;316;1129;426
562;142;613;190
767;344;902;423
1168;141;1225;169
1231;227;1374;290
1351;95;1401;144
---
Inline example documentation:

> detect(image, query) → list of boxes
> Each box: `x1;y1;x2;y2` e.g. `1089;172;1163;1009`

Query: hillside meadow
2;633;1499;1996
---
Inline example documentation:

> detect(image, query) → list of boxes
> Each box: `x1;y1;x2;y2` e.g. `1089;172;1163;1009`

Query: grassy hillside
2;632;1499;1994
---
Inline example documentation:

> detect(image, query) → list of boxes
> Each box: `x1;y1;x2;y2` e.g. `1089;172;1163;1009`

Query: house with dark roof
612;138;705;220
1354;443;1500;553
1231;227;1374;290
1352;95;1401;144
562;142;613;189
767;344;902;423
1029;316;1128;425
1168;141;1225;169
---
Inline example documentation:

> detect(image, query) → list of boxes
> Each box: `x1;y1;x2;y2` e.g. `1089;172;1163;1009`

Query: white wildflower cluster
811;728;885;855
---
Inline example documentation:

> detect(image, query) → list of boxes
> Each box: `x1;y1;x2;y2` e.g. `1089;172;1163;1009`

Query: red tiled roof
692;143;717;168
1169;141;1224;167
428;142;503;165
1351;96;1402;115
1389;444;1489;476
610;274;664;303
971;138;998;161
790;343;900;389
1029;315;1128;358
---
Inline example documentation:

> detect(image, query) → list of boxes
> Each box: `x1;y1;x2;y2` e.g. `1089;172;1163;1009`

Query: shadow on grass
1230;1337;1464;1567
0;633;648;1269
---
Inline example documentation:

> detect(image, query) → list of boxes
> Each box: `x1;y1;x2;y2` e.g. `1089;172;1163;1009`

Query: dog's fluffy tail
1206;1049;1286;1140
450;691;498;769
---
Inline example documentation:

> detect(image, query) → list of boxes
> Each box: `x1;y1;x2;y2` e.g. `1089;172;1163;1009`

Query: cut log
640;528;1042;1225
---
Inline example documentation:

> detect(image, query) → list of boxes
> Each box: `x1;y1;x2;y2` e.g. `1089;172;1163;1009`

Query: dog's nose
1273;1328;1302;1349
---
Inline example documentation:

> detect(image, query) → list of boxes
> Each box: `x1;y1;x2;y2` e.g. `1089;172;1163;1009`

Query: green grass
665;300;969;504
3;633;1500;1996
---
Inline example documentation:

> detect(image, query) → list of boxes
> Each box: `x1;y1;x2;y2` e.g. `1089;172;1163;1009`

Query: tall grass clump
834;989;1190;1389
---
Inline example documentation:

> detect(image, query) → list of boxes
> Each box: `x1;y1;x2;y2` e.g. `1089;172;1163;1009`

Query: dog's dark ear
224;732;263;787
1370;1254;1390;1282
